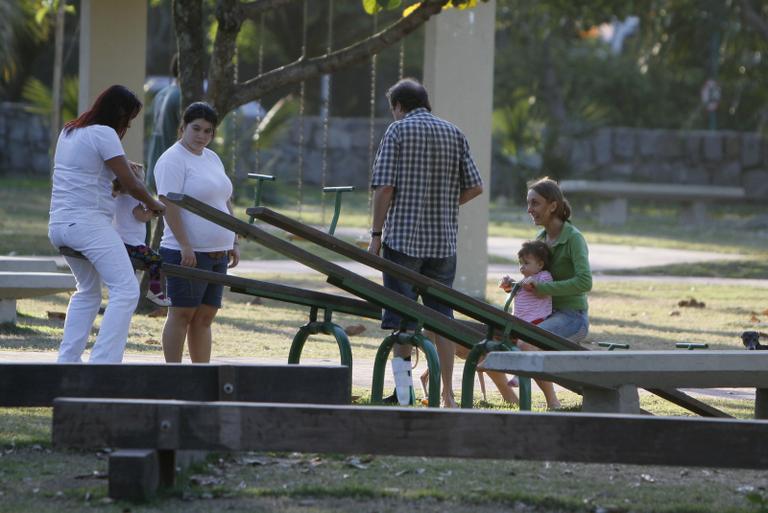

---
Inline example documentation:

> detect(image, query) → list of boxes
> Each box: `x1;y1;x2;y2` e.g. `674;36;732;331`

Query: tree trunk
173;0;206;109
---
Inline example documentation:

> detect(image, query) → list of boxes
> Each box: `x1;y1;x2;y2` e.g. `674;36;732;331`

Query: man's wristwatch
370;230;382;237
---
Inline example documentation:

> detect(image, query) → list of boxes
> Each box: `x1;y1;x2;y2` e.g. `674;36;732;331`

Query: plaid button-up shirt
371;108;483;258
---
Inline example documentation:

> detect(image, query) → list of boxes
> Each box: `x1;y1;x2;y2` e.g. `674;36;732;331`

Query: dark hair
170;53;179;78
528;176;572;222
64;85;142;139
386;78;431;113
518;240;551;270
182;102;218;128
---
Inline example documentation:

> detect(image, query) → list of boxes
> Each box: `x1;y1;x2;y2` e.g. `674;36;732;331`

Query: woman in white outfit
155;102;239;363
48;85;165;363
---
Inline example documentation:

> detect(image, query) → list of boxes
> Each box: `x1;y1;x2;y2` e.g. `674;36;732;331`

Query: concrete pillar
0;299;16;324
78;0;147;161
422;1;495;298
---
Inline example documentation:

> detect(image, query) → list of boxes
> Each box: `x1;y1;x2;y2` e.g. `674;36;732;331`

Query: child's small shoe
507;375;519;387
146;290;171;307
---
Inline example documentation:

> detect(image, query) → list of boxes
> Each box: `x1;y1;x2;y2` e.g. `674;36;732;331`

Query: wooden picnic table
480;350;768;417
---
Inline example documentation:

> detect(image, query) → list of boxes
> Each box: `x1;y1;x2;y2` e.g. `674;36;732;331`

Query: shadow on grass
589;315;739;339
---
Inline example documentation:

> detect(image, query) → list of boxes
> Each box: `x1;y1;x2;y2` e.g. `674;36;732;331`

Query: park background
1;1;768;512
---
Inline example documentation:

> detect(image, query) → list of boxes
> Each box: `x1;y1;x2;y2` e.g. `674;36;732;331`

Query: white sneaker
146;290;171;307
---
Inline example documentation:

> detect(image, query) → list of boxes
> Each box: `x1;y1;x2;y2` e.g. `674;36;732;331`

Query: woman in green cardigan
520;177;592;408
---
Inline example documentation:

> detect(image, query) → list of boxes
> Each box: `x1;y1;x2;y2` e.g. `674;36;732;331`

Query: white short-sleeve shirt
49;125;125;224
155;141;235;252
113;194;147;246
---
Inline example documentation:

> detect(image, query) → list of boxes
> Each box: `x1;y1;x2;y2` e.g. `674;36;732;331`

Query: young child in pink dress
499;240;553;385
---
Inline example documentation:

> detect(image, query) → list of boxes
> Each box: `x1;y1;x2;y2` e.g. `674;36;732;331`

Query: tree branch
738;0;768;41
223;0;451;115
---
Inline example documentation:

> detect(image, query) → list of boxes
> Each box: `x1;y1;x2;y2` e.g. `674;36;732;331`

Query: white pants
49;220;139;363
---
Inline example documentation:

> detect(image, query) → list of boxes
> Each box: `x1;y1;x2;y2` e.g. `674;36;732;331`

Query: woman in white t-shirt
48;85;165;363
155;102;240;363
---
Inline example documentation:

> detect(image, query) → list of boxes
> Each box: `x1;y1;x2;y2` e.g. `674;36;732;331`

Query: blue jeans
380;245;456;330
159;247;228;308
538;308;589;343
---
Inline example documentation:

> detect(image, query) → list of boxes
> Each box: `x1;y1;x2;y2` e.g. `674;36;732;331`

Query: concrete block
742;169;768;198
684;133;702;163
613;128;635;159
703;132;723;161
659;131;683;158
711;161;742;186
570;139;593;174
592;129;612;165
604;163;633;178
108;449;160;501
0;299;16;324
597;198;628;226
581;384;641;414
680;201;709;225
680;167;709;185
638;130;660;157
0;257;59;272
757;389;768;420
742;133;761;168
0;272;76;299
724;132;741;159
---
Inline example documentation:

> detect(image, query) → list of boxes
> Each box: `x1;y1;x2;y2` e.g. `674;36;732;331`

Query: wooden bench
559;180;747;225
480;350;768;417
52;397;768;501
0;256;76;323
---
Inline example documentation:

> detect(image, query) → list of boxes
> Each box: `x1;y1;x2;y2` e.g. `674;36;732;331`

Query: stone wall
4;101;767;202
246;116;391;189
561;127;768;198
0;103;51;175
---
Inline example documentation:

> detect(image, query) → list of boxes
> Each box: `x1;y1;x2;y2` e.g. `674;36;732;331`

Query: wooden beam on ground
54;399;768;469
0;363;351;407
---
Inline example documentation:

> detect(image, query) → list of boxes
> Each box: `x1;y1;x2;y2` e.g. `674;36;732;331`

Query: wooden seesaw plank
53;398;768;469
0;363;351;406
165;194;727;418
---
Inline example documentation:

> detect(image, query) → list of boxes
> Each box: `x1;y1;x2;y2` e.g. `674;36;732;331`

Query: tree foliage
173;0;487;117
493;0;768;181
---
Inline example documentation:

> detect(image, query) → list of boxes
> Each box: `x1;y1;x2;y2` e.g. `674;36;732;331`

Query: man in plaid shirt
368;78;483;407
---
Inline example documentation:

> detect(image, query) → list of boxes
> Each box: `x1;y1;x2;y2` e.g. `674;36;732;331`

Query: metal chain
366;12;379;227
253;13;265;174
320;0;334;225
297;0;309;221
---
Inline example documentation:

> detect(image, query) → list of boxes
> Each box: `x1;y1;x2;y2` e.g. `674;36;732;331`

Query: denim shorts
537;308;589;343
159;247;228;308
381;245;456;330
